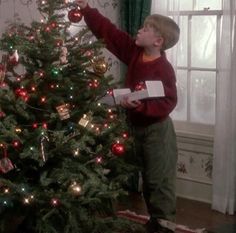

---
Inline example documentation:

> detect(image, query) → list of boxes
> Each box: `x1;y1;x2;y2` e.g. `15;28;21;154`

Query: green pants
131;117;178;221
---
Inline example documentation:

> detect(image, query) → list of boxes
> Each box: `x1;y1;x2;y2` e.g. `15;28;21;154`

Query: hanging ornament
56;103;70;120
59;46;68;64
51;67;60;77
78;113;92;128
8;50;19;66
111;142;125;156
92;57;108;75
0;144;14;174
40;135;49;163
68;8;83;23
68;182;82;196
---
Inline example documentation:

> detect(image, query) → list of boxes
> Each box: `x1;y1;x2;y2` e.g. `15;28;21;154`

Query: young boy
75;1;179;233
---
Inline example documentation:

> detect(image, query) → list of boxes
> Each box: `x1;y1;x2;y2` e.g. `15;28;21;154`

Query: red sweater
81;5;177;126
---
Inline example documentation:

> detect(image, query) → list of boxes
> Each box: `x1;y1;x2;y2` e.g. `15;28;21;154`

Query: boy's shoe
145;218;175;233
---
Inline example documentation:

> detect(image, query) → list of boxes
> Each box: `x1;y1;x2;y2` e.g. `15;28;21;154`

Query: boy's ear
154;37;164;47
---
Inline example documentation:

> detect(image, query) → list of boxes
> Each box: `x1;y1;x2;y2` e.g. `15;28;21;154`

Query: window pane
168;0;222;11
172;70;188;121
191;16;216;68
195;0;222;10
169;0;193;11
177;16;188;67
190;71;216;124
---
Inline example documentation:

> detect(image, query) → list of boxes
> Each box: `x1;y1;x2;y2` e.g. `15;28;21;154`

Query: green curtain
119;0;152;82
120;0;151;193
121;0;152;37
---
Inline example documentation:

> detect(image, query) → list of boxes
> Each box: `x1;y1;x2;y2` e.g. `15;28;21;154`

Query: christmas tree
0;1;142;232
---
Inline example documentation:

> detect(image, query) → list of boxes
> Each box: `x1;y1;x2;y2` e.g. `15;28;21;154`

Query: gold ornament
78;113;92;128
92;58;108;75
68;182;82;196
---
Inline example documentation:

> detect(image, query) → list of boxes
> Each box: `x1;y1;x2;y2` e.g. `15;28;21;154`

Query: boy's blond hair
144;14;180;50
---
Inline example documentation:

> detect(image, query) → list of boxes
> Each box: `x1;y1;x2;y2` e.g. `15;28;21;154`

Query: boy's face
135;25;163;49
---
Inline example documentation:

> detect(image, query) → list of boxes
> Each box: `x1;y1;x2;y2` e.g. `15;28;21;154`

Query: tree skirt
117;210;207;233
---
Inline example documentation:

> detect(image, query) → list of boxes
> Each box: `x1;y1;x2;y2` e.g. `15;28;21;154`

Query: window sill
173;120;214;139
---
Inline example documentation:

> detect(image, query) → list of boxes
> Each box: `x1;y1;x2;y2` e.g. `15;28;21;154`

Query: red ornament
15;88;29;102
0;157;14;174
135;81;146;91
111;142;125;156
68;8;82;23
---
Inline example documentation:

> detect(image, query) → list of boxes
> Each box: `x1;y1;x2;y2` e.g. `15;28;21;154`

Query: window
152;0;223;135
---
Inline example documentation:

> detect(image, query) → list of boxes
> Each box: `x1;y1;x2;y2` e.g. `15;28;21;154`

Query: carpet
117;210;207;233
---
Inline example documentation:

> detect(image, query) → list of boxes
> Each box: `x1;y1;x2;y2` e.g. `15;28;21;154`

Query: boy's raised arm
73;0;137;65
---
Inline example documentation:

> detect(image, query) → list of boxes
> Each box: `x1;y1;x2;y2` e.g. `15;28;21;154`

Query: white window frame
169;9;223;137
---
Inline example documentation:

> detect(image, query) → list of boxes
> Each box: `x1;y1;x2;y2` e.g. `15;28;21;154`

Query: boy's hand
75;0;88;9
120;96;142;109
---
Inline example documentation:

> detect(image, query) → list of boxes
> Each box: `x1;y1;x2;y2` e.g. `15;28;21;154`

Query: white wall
176;132;213;203
0;0;40;32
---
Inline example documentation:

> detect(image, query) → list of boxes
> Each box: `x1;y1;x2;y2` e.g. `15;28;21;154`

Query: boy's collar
142;52;162;62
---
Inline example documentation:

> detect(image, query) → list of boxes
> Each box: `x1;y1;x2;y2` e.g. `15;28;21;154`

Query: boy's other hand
120;96;142;109
75;0;88;9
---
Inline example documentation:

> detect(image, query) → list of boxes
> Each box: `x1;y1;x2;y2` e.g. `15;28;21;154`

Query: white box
99;81;164;106
113;81;164;105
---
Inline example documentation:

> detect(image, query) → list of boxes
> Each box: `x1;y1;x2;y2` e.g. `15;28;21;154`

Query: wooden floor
116;192;236;233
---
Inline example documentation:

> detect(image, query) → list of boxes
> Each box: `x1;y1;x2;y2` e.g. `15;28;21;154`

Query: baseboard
176;178;212;204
